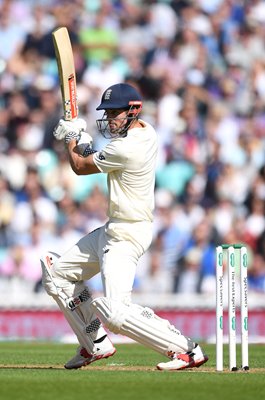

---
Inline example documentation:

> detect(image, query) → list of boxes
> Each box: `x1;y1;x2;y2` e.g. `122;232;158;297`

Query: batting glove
53;118;87;141
77;130;93;147
64;131;80;144
75;131;96;157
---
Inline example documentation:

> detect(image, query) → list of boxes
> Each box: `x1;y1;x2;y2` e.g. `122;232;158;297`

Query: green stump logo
244;317;248;331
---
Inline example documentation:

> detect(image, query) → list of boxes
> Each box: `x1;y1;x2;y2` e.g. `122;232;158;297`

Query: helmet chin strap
117;117;135;137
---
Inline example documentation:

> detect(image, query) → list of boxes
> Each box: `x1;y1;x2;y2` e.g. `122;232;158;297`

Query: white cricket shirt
93;120;158;222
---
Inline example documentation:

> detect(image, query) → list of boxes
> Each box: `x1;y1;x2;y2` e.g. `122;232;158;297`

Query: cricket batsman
40;82;208;370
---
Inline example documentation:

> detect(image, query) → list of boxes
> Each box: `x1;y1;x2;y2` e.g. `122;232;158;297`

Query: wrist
65;139;77;152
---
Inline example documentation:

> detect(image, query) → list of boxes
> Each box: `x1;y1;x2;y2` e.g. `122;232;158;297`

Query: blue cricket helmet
96;83;142;110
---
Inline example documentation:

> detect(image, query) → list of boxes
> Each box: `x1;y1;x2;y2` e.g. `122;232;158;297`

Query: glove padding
53;118;87;141
75;131;95;157
65;131;81;144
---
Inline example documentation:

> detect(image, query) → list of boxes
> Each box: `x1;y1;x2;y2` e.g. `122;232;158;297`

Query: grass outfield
0;342;264;400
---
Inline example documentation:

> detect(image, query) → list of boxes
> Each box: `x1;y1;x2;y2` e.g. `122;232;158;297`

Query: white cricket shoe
65;337;116;369
156;344;208;371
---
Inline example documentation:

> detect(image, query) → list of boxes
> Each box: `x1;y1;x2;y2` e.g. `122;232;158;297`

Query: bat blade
52;27;78;120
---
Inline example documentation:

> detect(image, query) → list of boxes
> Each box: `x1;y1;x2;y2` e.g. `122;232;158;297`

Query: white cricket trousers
52;219;153;303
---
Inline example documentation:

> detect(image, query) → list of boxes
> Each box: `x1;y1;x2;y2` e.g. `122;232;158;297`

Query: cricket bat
52;27;78;121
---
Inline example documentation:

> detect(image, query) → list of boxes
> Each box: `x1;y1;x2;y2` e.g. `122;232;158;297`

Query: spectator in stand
0;173;15;247
78;8;118;67
150;189;189;293
10;165;58;242
174;217;216;293
0;240;41;294
248;253;265;293
174;247;203;294
0;2;27;63
257;230;265;260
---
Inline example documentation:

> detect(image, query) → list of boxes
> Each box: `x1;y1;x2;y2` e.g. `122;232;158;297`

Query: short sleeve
93;140;127;173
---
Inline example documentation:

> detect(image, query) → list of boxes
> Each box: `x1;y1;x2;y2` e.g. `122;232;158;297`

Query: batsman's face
96;108;132;138
105;109;128;133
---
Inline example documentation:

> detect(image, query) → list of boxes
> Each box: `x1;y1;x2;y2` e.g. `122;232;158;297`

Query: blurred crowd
0;0;265;300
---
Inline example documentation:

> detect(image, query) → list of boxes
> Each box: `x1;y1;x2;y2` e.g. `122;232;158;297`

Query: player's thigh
101;240;139;302
53;227;102;281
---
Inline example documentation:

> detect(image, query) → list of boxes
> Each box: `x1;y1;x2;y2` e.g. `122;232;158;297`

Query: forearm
66;141;100;175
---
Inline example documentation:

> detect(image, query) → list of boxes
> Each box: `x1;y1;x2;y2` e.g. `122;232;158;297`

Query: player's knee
91;296;127;334
40;252;61;297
